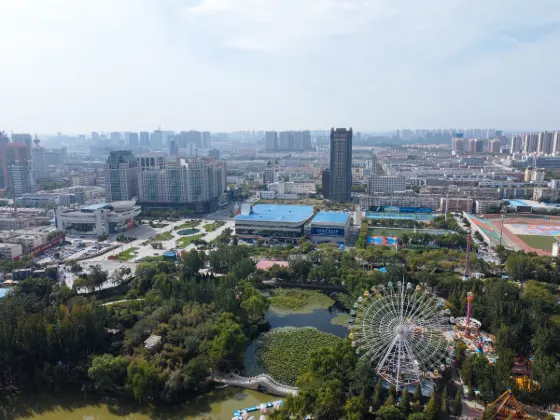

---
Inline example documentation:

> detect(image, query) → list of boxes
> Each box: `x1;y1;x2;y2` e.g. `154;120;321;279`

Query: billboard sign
311;227;345;236
369;206;385;212
398;207;432;214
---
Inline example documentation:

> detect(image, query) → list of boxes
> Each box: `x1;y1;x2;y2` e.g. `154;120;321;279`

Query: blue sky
1;0;559;133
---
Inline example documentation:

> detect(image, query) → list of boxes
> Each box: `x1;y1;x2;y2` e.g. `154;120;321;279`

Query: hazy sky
1;0;560;133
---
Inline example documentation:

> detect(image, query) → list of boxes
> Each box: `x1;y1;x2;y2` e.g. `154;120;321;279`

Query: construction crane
488;390;527;419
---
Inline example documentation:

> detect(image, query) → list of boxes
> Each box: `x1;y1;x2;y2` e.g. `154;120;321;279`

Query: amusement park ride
488;389;528;419
349;281;451;389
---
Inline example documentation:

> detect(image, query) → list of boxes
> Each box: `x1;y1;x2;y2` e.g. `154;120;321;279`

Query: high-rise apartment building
208;149;220;161
524;133;539;153
11;134;32;155
138;159;224;209
169;139;178;157
268;131;311;151
151;130;163;150
91;132;100;141
263;161;276;185
0;143;35;194
489;139;501;154
140;132;150;147
553;132;560;154
510;135;523;154
452;138;465;152
537;131;553;154
329;127;352;201
104;150;139;201
321;169;330;199
31;138;47;179
202;131;211;148
126;132;139;148
110;132;122;143
265;131;278;151
178;131;202;148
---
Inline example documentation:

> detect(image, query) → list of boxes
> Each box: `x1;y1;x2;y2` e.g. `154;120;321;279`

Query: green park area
203;222;218;232
115;247;138;261
517;235;557;250
174;220;200;230
255;327;340;385
268;288;334;314
175;233;205;249
143;231;174;245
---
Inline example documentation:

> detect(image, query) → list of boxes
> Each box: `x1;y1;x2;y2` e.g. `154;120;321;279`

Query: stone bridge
210;372;298;397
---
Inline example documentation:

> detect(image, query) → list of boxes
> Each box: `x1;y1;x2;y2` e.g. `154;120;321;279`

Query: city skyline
1;0;560;132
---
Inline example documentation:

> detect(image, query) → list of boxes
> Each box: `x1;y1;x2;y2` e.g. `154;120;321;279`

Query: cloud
0;0;559;132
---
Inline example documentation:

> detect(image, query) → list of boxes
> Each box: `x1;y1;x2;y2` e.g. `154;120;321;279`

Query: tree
385;384;397;406
455;340;467;365
377;405;405;420
407;414;426;420
481;406;495;420
440;386;449;420
505;253;535;281
424;391;438;420
88;354;130;390
413;382;422;403
372;379;384;410
125;358;163;403
345;392;367;420
453;388;462;416
399;388;411;415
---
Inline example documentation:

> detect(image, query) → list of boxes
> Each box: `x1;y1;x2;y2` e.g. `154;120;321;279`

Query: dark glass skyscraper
329;127;352;201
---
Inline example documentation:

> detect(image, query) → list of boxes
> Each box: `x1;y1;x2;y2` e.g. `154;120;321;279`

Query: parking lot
35;237;116;265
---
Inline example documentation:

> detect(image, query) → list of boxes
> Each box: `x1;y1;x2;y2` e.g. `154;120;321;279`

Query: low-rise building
55;200;141;236
475;200;502;214
367;175;407;194
309;212;350;245
440;197;474;213
0;243;23;260
234;204;314;244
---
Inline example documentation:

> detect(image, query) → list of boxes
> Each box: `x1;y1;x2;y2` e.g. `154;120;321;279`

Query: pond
4;387;275;420
244;305;348;376
177;229;201;236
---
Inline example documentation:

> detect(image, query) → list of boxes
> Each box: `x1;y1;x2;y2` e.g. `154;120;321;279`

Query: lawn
269;288;334;314
143;231;174;245
175;233;205;249
203;222;218;232
517;235;557;250
115;247;138;261
255;327;341;385
174;221;200;230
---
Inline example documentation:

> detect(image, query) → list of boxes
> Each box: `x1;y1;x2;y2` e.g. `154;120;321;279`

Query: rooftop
311;211;350;224
235;204;314;224
82;203;111;211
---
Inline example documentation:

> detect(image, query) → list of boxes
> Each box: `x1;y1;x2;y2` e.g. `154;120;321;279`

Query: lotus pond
253;327;341;386
268;288;335;313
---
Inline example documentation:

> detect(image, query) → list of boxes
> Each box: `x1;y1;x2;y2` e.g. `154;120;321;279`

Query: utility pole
499;214;505;246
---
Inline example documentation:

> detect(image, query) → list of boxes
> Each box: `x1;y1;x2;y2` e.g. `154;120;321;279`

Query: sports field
478;214;560;255
516;235;557;250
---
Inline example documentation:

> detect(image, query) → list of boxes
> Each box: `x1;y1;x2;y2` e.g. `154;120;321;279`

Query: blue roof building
309;211;351;245
234;204;314;244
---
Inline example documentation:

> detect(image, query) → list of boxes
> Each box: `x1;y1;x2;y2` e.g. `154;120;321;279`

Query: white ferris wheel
349;281;451;389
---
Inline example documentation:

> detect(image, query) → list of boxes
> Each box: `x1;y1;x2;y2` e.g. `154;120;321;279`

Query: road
78;219;234;268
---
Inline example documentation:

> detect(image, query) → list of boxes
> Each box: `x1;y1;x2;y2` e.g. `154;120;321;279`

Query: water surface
5;387;273;420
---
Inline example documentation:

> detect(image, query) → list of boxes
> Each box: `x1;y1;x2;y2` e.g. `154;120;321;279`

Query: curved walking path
211;372;298;397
